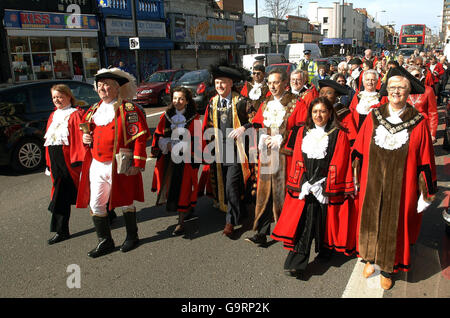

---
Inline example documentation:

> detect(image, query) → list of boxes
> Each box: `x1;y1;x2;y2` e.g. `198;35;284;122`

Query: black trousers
284;195;327;271
255;196;273;236
47;146;76;234
222;164;246;226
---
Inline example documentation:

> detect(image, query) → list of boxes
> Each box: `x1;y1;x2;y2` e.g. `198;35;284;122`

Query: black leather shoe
245;234;267;245
120;236;139;252
48;233;70;245
88;238;115;258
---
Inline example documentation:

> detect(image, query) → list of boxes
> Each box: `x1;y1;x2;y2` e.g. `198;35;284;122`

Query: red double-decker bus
399;24;426;50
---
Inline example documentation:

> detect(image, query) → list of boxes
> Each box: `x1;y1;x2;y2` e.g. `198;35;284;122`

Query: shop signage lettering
3;9;98;30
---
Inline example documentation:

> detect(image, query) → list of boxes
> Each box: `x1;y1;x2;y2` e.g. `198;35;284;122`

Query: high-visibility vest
297;59;318;83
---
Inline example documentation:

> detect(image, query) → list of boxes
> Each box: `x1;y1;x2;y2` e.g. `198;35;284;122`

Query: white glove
158;137;171;155
417;193;431;213
45;168;51;176
258;133;270;151
299;177;328;204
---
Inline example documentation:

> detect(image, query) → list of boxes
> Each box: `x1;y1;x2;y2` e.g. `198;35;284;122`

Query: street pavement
0;103;448;304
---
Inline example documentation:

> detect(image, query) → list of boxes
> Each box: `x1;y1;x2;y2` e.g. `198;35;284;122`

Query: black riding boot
120;212;139;252
88;216;115;258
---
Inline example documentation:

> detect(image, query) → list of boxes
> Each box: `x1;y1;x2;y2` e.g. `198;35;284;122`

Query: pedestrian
76;67;150;258
349;69;381;131
310;65;329;91
352;66;437;290
362;49;378;69
151;87;201;236
44;84;86;245
335;73;356;108
245;68;304;246
202;60;251;238
347;58;363;91
271;97;355;278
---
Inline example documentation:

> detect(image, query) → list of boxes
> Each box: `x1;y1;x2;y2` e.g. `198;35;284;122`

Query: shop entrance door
72;52;84;81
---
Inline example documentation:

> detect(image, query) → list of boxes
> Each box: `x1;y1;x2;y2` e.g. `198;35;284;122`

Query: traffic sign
129;37;140;50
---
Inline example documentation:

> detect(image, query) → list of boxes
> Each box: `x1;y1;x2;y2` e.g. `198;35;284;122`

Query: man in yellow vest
297;50;318;83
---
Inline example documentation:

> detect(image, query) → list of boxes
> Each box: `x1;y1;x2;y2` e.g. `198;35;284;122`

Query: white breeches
89;159;134;216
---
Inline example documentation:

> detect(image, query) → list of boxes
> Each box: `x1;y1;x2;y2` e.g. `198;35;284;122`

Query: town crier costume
352;66;437;290
76;67;150;258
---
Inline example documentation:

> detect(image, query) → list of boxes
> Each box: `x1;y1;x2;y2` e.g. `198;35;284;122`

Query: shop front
2;9;100;83
103;18;173;81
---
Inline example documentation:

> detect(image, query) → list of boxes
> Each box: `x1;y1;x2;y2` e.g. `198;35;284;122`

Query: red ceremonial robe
271;126;355;253
407;85;438;139
76;100;150;210
349;90;381;131
45;107;86;199
151;109;201;212
352;104;437;273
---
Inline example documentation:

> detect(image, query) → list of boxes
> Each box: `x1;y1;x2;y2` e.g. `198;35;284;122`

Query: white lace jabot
44;106;77;146
92;100;116;126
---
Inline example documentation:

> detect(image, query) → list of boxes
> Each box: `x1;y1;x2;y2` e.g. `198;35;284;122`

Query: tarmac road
0;103;448;305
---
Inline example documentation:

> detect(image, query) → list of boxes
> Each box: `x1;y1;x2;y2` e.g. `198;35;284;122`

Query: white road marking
341;258;385;298
146;111;164;118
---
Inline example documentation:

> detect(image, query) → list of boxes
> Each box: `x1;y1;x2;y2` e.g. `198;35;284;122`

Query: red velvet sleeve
68;109;86;165
425;86;438;138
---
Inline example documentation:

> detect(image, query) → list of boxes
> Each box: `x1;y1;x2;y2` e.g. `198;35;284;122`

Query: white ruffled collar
301;125;330;159
44;105;77;146
169;108;187;129
263;98;286;129
249;82;263;100
356;90;379;115
373;104;409;150
92;100;117;126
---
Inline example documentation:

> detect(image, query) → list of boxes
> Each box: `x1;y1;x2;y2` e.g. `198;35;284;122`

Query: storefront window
9;37;29;54
30;37;50;52
32;53;53;80
83;50;99;79
51;37;67;51
82;37;98;50
11;54;33;82
53;50;71;79
70;37;82;50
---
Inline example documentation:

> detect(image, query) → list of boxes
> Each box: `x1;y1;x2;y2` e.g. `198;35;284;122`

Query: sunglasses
253;72;263;75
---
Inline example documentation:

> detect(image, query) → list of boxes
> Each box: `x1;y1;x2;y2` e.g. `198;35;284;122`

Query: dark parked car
133;69;190;107
0;80;98;173
163;69;216;113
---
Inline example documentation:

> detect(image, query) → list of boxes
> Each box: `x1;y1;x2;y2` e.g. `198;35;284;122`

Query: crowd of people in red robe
43;49;442;291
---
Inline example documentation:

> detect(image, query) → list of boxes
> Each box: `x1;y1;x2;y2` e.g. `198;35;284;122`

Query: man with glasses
352;66;437;290
289;69;318;110
240;64;270;122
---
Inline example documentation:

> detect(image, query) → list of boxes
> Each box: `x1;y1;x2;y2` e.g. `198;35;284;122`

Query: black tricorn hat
379;65;425;96
209;59;245;82
348;58;363;65
318;79;349;96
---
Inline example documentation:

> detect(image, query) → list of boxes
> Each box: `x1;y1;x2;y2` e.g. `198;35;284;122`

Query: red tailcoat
151;110;201;212
427;63;445;83
352;104;437;273
45;108;86;198
407;85;438;138
76;100;150;210
271;126;355;253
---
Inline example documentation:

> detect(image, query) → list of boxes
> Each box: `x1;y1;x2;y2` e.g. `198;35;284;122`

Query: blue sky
243;0;443;33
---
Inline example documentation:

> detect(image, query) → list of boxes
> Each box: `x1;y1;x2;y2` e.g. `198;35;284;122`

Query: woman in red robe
151;87;201;236
44;84;85;245
352;67;437;290
271;97;355;278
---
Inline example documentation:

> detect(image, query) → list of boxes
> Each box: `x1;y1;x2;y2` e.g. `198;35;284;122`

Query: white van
242;53;286;72
284;43;322;65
